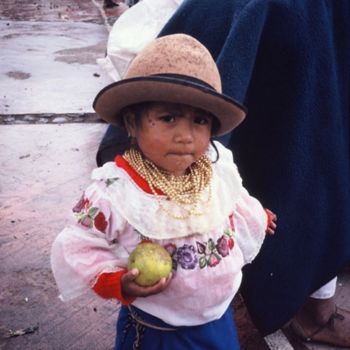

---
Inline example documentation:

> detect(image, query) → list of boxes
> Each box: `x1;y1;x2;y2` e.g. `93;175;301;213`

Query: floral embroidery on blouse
177;244;198;270
196;229;234;269
72;194;108;233
163;215;235;271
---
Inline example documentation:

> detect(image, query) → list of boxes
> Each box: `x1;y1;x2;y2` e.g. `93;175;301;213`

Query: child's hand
121;268;173;298
265;209;277;235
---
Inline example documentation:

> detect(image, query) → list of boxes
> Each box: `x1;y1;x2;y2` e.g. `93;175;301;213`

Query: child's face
128;102;213;176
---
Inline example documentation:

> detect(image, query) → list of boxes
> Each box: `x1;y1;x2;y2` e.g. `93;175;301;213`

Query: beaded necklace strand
124;148;213;219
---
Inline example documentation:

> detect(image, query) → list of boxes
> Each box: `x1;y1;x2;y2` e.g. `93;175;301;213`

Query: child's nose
174;119;194;144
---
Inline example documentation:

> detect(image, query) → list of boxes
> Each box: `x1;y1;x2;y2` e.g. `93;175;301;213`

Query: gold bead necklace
123;148;213;219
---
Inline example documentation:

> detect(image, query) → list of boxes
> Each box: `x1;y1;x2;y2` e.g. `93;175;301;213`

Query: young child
51;34;277;350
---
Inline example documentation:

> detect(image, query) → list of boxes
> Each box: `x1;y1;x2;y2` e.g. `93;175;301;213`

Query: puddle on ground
54;41;106;65
6;71;31;80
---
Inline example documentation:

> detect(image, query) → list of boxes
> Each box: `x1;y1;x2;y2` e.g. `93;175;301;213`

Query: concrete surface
0;0;103;22
0;124;119;350
0;0;118;117
0;1;349;349
0;20;111;115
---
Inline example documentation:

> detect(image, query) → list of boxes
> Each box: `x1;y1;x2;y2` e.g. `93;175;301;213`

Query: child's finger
266;227;275;235
123;268;139;283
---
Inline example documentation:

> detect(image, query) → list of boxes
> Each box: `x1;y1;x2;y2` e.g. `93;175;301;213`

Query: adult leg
291;277;350;347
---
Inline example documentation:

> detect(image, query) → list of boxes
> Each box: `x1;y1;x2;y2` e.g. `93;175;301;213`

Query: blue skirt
115;305;240;350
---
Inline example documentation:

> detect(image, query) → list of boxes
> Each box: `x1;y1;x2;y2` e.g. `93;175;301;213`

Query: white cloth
51;142;267;326
311;277;337;299
97;0;183;81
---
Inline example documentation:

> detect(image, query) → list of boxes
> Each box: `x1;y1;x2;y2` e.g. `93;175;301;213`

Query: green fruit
128;242;172;286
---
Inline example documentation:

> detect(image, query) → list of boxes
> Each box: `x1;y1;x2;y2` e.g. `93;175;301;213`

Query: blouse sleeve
51;180;130;301
234;187;268;264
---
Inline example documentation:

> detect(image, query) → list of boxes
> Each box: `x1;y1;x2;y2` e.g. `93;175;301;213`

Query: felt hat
93;34;246;136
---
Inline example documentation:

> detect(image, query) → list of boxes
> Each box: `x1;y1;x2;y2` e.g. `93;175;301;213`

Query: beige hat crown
93;34;246;136
124;34;222;92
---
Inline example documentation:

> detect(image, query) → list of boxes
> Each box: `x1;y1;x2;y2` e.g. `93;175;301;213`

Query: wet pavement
0;1;349;349
0;0;113;117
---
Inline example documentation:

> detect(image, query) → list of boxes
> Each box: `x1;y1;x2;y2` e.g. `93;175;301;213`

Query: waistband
127;305;177;332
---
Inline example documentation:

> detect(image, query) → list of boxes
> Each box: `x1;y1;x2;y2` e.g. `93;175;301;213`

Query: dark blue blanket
159;0;350;334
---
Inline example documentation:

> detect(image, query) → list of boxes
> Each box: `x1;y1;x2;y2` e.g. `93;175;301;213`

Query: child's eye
159;115;176;123
194;116;211;125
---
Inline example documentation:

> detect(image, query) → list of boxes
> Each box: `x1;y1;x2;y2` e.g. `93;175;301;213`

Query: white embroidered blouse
51;142;267;326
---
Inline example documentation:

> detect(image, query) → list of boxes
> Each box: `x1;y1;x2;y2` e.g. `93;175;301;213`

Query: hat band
150;73;216;91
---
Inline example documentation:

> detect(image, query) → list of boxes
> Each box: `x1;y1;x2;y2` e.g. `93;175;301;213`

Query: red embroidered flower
229;213;235;231
94;212;107;233
208;254;220;267
73;194;90;213
216;236;230;257
228;237;234;250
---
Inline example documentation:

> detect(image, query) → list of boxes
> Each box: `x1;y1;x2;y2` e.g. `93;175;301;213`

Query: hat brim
93;76;246;136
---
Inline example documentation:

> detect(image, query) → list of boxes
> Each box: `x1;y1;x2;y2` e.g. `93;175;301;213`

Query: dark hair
210;117;220;136
210;140;220;163
119;102;151;129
